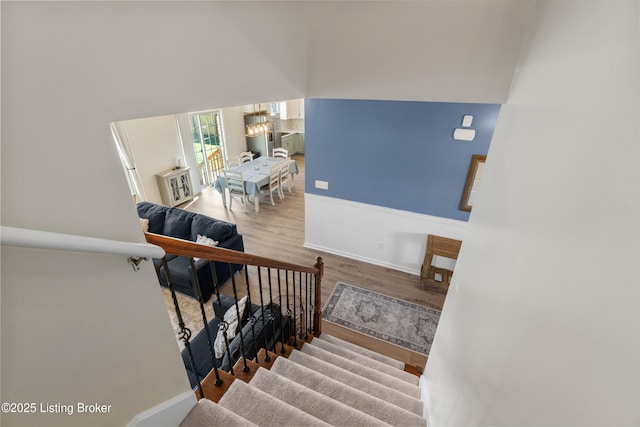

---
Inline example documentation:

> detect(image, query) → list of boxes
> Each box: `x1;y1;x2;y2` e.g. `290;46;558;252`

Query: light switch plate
315;180;329;190
453;128;476;141
462;115;473;127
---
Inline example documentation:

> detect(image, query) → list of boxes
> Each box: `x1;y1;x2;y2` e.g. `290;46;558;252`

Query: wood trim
404;364;423;377
144;232;320;275
459;154;486;211
145;231;325;357
231;358;261;383
420;234;462;282
313;257;324;337
199;369;235;403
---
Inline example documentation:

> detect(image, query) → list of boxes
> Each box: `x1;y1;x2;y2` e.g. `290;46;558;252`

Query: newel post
313;257;324;337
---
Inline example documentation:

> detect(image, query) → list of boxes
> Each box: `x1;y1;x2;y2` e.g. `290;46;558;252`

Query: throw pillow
193;234;218;261
213;295;247;359
139;218;149;232
190;215;235;242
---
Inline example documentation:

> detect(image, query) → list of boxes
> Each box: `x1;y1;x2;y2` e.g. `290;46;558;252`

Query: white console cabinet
156;167;193;206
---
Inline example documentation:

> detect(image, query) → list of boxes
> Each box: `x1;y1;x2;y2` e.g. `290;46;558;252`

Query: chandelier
245;104;271;137
245;121;270;136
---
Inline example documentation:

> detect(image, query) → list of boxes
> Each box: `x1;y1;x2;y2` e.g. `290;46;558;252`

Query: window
189;111;225;186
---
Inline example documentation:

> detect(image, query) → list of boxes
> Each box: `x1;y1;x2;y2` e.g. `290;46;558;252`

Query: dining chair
273;147;289;159
279;160;292;197
238;151;254;165
260;165;283;206
223;169;250;213
226;158;240;168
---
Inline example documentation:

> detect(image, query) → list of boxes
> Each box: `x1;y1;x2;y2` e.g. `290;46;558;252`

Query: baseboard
127;390;196;427
303;242;420;276
305;194;467;275
419;375;432;425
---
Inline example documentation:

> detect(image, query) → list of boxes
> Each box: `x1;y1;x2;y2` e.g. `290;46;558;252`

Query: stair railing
143;232;323;400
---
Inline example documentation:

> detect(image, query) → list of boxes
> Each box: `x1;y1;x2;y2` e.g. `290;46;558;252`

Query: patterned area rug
323;282;441;355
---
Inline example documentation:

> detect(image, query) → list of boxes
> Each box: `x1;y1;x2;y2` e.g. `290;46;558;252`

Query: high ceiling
304;1;537;104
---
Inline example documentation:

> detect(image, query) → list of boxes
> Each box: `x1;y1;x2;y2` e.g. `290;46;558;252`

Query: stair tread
179;398;257;427
300;343;421;399
199;369;235;403
271;356;427;427
319;333;406;370
181;333;428;426
231;357;261;383
255;348;279;369
288;349;423;415
309;339;419;385
218;379;331;426
250;367;390;426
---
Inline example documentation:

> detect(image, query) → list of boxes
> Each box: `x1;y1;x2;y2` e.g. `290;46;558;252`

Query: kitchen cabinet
156;167;193;206
242;103;271;114
293;133;305;154
281;133;294;154
279;99;304;120
281;133;304;155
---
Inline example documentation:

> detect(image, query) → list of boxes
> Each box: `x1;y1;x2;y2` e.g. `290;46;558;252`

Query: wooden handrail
144;232;321;275
146;230;324;399
313;257;324;337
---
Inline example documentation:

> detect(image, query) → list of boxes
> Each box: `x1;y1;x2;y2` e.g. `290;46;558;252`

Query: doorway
189;111;225;186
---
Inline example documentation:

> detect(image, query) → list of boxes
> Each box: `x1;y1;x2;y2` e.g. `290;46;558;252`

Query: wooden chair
238;151;254;165
260;165;282;206
280;160;293;197
223;169;250;213
226;158;240;169
420;235;462;288
273;147;289;159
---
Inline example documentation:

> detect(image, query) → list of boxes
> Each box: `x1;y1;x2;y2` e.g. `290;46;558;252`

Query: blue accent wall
304;99;501;221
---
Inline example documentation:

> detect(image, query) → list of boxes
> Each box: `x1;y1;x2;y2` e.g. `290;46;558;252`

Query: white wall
121;115;192;205
1;2;307;425
5;1;636;425
305;1;535;103
425;1;640;425
220;106;249;162
305;195;464;275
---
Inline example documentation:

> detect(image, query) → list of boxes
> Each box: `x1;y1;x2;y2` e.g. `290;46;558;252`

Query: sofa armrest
215;232;244;252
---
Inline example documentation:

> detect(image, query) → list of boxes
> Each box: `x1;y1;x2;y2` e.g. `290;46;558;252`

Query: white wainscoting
304;194;467;276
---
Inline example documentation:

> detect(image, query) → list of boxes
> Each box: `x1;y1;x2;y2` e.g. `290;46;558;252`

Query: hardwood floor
176;154;449;370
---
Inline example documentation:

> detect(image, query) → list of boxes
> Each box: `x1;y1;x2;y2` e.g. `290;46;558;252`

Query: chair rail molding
304;194;467;275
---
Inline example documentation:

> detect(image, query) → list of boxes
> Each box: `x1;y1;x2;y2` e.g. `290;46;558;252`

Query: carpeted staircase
179;333;427;427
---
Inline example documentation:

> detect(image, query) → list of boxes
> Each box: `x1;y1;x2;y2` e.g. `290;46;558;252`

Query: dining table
213;157;298;212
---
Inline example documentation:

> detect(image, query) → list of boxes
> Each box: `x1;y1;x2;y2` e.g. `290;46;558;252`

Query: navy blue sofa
183;294;291;388
136;201;245;301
